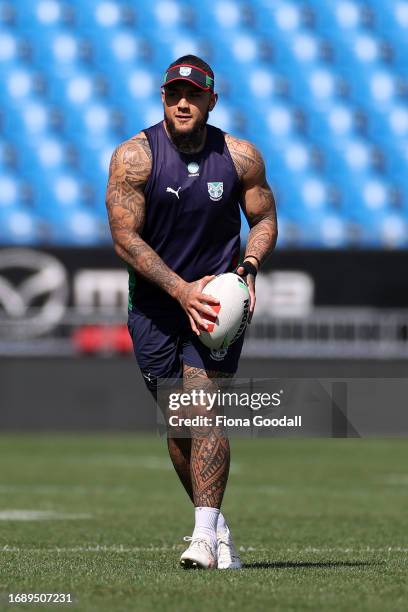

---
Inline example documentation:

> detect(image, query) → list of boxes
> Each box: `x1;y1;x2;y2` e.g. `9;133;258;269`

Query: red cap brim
162;77;211;91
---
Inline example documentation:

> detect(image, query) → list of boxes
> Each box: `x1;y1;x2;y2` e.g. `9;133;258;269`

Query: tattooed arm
106;133;219;331
106;133;184;299
225;134;278;267
225;134;278;320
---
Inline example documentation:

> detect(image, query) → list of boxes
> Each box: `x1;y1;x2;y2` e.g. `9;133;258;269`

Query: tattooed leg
191;429;230;508
183;364;233;509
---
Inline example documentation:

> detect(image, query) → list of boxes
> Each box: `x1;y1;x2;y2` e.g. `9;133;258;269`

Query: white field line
0;510;92;521
0;545;407;554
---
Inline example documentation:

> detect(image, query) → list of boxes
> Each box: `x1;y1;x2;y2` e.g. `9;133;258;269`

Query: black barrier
9;246;408;307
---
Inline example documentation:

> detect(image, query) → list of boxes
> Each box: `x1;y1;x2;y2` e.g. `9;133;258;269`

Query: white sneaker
217;527;242;569
180;536;217;570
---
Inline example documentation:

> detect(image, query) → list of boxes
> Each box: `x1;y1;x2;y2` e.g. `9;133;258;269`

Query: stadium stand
0;0;406;247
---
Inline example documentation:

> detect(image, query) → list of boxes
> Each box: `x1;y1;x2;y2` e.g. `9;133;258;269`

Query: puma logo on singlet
166;186;181;199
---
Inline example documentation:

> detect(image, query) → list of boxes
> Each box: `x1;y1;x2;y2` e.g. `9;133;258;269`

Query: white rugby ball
198;273;250;350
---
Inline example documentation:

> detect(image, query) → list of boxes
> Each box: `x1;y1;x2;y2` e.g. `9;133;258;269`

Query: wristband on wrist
244;255;261;268
235;260;258;278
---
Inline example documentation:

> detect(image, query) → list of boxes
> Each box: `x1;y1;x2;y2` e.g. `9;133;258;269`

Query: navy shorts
127;304;245;397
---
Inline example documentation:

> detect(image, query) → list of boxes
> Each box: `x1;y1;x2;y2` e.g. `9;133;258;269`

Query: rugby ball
198;273;250;350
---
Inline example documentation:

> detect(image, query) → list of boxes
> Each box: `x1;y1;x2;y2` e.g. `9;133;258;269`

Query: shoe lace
217;536;239;562
183;536;215;557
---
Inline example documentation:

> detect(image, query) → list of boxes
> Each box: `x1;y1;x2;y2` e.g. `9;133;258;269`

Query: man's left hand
236;260;258;324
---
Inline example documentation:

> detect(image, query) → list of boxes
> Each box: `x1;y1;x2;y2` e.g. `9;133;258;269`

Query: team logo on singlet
210;347;229;361
187;162;199;177
179;66;192;76
207;182;224;202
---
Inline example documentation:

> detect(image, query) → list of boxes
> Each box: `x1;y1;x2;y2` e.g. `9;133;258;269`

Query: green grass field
0;434;407;611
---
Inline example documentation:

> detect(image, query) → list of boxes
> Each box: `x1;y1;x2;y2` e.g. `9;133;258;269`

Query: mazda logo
0;249;68;339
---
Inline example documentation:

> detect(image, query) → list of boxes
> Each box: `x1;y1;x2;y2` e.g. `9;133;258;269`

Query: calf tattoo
184;365;232;508
191;429;230;508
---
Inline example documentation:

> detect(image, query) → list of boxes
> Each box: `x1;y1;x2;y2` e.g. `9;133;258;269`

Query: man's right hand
176;276;220;336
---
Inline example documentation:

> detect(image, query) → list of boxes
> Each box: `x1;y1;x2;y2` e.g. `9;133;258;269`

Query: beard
164;109;209;153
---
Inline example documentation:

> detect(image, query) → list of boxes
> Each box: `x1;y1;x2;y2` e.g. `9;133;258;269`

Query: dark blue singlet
128;121;242;310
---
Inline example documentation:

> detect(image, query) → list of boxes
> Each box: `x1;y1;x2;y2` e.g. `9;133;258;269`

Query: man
106;55;277;569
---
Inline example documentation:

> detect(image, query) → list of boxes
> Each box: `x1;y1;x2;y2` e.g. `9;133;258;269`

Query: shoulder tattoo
225;134;263;180
108;135;152;190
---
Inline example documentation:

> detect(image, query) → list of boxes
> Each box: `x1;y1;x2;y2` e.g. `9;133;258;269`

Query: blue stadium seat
246;67;288;101
381;142;408;183
0;30;19;71
306;103;361;146
387;105;408;139
376;1;408;40
325;138;376;179
0;208;41;245
253;102;301;143
79;139;118;214
351;66;400;108
200;1;250;31
1;66;41;104
13;0;67;28
47;207;109;245
0;141;16;171
349;209;407;248
75;1;136;29
0;172;20;208
108;64;158;107
257;1;304;35
31;170;90;217
379;212;408;248
47;70;99;108
18;138;73;187
256;138;316;180
286;30;331;67
312;0;368;32
0;1;16;27
298;211;349;248
137;0;189;35
340;32;384;66
93;29;151;72
301;66;346;109
215;29;261;66
342;174;397;229
30;29;86;74
3;100;56;140
270;170;334;219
